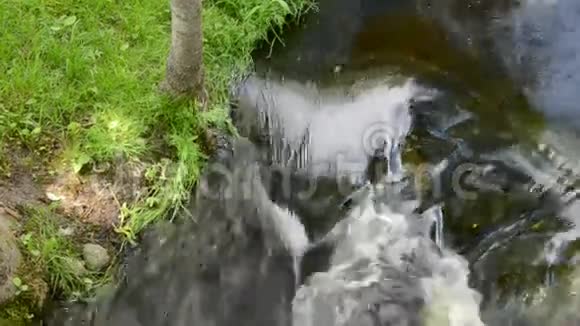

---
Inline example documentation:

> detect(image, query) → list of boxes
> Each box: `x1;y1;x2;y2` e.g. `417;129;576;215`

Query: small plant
0;300;35;326
19;206;107;299
11;277;29;296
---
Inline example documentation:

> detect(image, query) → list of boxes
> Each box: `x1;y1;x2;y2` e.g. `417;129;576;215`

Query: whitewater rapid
289;182;485;326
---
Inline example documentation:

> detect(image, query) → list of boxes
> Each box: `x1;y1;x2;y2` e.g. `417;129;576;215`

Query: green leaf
273;0;291;13
63;15;77;27
146;196;160;207
12;277;22;287
67;121;82;134
73;153;92;174
120;43;130;51
20;233;32;244
245;7;260;19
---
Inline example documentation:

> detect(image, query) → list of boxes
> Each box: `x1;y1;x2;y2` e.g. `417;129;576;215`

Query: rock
58;226;75;237
0;209;22;305
82;244;110;271
45;192;64;202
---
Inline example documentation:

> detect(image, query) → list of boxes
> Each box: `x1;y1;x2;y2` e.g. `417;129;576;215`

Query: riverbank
0;0;314;323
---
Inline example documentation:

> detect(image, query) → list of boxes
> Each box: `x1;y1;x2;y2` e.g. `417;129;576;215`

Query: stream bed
52;0;580;325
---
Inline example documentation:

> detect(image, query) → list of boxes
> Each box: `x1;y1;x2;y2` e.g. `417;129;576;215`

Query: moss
0;261;47;326
0;297;37;326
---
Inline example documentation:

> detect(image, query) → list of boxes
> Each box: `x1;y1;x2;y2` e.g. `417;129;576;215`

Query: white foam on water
423;205;445;250
269;202;310;287
239;76;429;181
421;255;484;326
292;187;484;326
543;200;580;265
253;172;310;286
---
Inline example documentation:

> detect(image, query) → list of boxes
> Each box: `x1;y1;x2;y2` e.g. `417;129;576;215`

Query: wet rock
0;208;22;305
82;244;110;271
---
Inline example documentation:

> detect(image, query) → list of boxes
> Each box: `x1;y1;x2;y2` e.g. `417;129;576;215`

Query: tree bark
163;0;205;103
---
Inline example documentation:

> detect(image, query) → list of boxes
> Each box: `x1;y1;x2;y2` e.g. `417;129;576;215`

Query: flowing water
51;0;580;325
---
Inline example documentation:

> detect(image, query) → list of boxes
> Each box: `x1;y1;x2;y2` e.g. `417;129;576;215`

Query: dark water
248;0;580;300
51;0;580;325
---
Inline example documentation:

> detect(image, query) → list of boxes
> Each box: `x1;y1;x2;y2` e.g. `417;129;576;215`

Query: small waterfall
238;74;486;325
543;201;580;266
544;266;555;287
435;208;445;249
254;174;310;287
292;187;484;326
237;75;424;180
424;205;445;249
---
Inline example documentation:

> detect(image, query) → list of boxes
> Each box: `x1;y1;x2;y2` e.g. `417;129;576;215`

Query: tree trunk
163;0;205;103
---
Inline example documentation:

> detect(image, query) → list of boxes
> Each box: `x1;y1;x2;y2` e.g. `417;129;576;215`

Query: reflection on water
507;0;580;126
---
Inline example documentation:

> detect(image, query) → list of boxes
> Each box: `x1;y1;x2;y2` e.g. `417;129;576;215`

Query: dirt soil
0;146;148;319
1;146;148;229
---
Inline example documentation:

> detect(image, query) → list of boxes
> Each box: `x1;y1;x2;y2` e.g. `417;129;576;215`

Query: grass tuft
83;110;147;162
19;206;110;299
0;0;315;242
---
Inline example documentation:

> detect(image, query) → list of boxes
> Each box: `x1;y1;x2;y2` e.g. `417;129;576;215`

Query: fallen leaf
46;192;64;201
63;15;77;27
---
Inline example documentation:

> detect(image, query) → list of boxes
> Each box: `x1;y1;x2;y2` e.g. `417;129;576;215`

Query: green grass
19;206;109;299
0;206;114;324
0;0;315;241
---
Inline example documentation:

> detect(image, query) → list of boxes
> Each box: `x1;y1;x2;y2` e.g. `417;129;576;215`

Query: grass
0;1;315;321
18;206;110;299
0;206;113;324
0;0;315;242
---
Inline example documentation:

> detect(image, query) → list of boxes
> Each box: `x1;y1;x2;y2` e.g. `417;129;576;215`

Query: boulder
82;244;110;271
0;208;22;305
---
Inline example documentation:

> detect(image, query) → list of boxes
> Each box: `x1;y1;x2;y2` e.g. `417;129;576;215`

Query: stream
51;0;580;325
